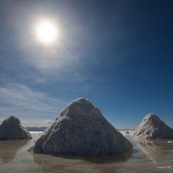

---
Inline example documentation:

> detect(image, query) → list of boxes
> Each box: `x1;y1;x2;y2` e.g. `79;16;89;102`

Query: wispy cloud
0;82;68;126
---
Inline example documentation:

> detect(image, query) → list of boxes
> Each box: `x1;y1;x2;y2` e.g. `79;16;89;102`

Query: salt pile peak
32;98;132;156
0;116;32;140
133;113;173;139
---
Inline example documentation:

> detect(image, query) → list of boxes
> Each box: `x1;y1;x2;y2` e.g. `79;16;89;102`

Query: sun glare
35;19;59;45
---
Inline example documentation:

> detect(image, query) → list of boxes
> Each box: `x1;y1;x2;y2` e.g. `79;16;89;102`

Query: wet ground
0;131;173;173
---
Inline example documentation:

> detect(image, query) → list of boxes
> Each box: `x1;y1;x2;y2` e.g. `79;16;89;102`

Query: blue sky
0;0;173;128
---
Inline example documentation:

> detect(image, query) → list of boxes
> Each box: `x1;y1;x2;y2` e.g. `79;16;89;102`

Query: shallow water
0;131;173;173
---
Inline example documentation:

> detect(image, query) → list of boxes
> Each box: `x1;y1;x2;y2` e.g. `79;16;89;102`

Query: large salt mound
32;98;132;156
0;116;32;140
133;113;173;139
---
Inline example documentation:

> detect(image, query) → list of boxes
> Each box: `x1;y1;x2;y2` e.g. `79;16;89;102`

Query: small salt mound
133;113;173;139
0;116;32;140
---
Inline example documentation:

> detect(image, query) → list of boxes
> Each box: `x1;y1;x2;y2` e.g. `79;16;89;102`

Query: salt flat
0;131;173;173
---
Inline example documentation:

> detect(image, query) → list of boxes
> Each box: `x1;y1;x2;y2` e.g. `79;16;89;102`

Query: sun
35;19;59;45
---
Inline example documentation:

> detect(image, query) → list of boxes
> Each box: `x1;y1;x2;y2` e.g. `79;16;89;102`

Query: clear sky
0;0;173;128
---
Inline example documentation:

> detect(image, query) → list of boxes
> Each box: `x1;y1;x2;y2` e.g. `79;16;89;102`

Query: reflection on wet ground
0;131;173;173
32;147;132;173
133;138;173;164
0;139;28;163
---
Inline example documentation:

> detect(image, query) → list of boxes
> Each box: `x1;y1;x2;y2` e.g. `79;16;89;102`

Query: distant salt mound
0;116;32;140
133;113;173;139
32;98;132;156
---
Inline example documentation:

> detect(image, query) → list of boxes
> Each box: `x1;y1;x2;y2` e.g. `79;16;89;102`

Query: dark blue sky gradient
0;0;173;128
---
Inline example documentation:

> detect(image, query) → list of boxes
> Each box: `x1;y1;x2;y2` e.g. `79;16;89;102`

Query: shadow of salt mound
33;151;132;173
134;139;173;164
0;139;29;163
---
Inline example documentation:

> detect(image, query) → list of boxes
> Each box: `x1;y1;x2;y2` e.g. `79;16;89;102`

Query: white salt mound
133;113;173;139
0;116;32;140
32;98;132;156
